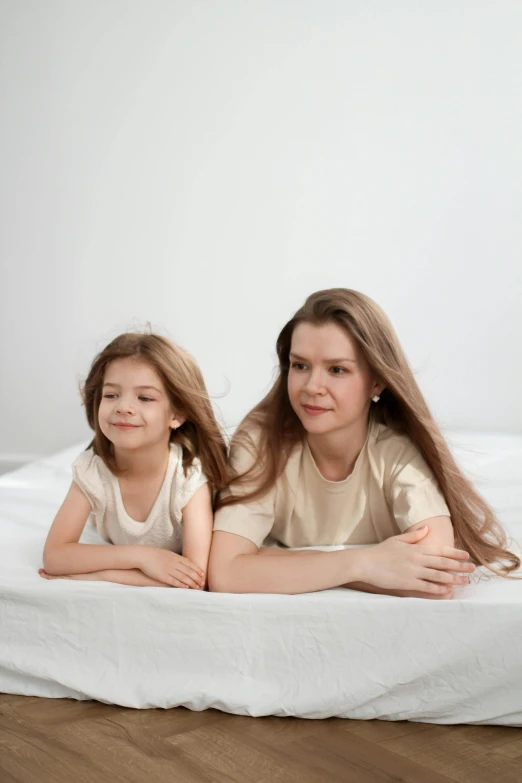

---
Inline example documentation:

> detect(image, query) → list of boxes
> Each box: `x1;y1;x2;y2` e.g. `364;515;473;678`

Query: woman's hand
137;547;205;589
357;526;475;596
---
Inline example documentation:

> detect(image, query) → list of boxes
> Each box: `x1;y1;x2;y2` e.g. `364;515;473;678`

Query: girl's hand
358;526;475;596
39;568;72;580
137;548;205;589
39;567;173;587
39;569;94;581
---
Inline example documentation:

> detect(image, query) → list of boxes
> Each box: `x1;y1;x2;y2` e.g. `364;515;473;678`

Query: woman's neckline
304;418;377;484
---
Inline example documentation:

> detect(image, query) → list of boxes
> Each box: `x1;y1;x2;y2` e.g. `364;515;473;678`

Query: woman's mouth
302;404;329;416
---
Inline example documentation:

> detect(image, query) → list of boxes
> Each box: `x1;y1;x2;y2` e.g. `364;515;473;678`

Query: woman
209;289;518;597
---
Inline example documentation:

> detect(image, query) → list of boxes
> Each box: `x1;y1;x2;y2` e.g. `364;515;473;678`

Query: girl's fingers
178;556;205;577
39;569;63;580
176;564;205;586
172;572;200;589
170;577;189;588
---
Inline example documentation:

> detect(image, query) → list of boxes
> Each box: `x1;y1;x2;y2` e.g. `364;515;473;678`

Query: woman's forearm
209;548;363;594
42;542;146;576
343;581;453;599
256;547;454;599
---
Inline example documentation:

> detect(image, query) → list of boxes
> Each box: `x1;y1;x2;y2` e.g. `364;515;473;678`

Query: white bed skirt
1;434;521;724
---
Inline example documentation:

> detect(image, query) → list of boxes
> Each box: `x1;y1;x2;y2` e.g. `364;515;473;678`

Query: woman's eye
103;393;117;399
291;362;307;371
330;366;347;375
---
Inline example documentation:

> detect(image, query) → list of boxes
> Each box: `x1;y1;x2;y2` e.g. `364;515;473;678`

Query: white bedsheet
1;433;521;724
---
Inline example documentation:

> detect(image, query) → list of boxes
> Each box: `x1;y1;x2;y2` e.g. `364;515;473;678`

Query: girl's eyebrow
289;352;356;364
102;382;162;393
135;385;162;393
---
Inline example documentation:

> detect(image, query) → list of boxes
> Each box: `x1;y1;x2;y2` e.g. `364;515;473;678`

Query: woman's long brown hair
218;288;520;577
82;332;228;493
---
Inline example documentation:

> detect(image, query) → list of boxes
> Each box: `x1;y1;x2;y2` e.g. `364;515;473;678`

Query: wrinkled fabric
0;433;521;724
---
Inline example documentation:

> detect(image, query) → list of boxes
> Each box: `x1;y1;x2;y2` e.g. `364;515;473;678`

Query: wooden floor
1;695;521;783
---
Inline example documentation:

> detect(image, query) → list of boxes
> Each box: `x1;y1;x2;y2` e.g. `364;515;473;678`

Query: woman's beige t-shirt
72;443;208;552
213;420;450;548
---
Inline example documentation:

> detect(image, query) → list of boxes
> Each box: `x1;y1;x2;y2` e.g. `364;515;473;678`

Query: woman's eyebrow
289;352;356;364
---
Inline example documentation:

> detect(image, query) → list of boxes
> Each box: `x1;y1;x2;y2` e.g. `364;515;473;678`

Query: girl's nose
115;399;135;415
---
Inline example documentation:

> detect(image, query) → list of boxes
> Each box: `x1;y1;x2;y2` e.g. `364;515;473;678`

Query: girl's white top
72;444;207;552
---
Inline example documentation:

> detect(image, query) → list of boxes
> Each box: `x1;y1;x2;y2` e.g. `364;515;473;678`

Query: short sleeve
178;458;208;512
213;433;275;548
71;449;106;517
386;441;450;532
168;449;209;524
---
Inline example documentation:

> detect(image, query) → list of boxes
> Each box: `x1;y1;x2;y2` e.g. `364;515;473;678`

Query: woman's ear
170;412;187;430
371;380;386;398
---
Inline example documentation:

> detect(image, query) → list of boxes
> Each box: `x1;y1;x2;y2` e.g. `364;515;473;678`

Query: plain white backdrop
1;0;521;467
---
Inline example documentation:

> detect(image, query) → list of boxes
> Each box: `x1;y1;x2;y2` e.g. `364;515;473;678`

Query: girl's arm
42;482;204;588
208;525;474;595
181;483;214;587
39;567;169;587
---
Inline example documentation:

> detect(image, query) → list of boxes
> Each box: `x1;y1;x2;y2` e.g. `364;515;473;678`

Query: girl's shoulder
72;447;102;475
71;448;111;510
168;442;208;517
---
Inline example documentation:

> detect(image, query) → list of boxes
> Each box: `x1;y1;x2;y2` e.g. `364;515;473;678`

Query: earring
372;395;380;403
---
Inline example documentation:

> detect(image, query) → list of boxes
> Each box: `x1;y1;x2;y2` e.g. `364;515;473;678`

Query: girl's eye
290;362;307;371
138;396;154;402
103;393;117;399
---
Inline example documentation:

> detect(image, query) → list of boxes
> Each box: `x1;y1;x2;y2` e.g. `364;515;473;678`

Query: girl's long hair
218;288;519;577
82;332;228;493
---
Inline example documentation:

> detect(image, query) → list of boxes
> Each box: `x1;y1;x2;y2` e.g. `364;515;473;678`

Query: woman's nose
303;368;325;395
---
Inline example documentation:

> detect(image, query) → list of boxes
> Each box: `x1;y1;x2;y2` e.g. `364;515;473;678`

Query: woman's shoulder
228;426;263;469
370;420;422;470
228;426;303;472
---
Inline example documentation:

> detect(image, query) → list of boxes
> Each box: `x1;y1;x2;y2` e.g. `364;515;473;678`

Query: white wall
1;0;521;464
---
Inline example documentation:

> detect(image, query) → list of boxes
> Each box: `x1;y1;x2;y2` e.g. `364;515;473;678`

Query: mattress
1;433;521;724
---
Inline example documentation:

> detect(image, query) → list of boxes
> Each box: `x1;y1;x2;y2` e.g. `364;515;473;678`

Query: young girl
209;288;520;598
40;332;228;588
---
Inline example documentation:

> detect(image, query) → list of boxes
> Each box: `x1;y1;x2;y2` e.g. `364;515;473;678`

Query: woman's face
287;321;382;438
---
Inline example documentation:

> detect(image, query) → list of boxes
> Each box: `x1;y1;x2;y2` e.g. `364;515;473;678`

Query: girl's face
287;321;383;438
98;358;183;451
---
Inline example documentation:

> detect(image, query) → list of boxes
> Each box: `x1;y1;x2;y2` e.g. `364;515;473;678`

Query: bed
1;432;521;725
